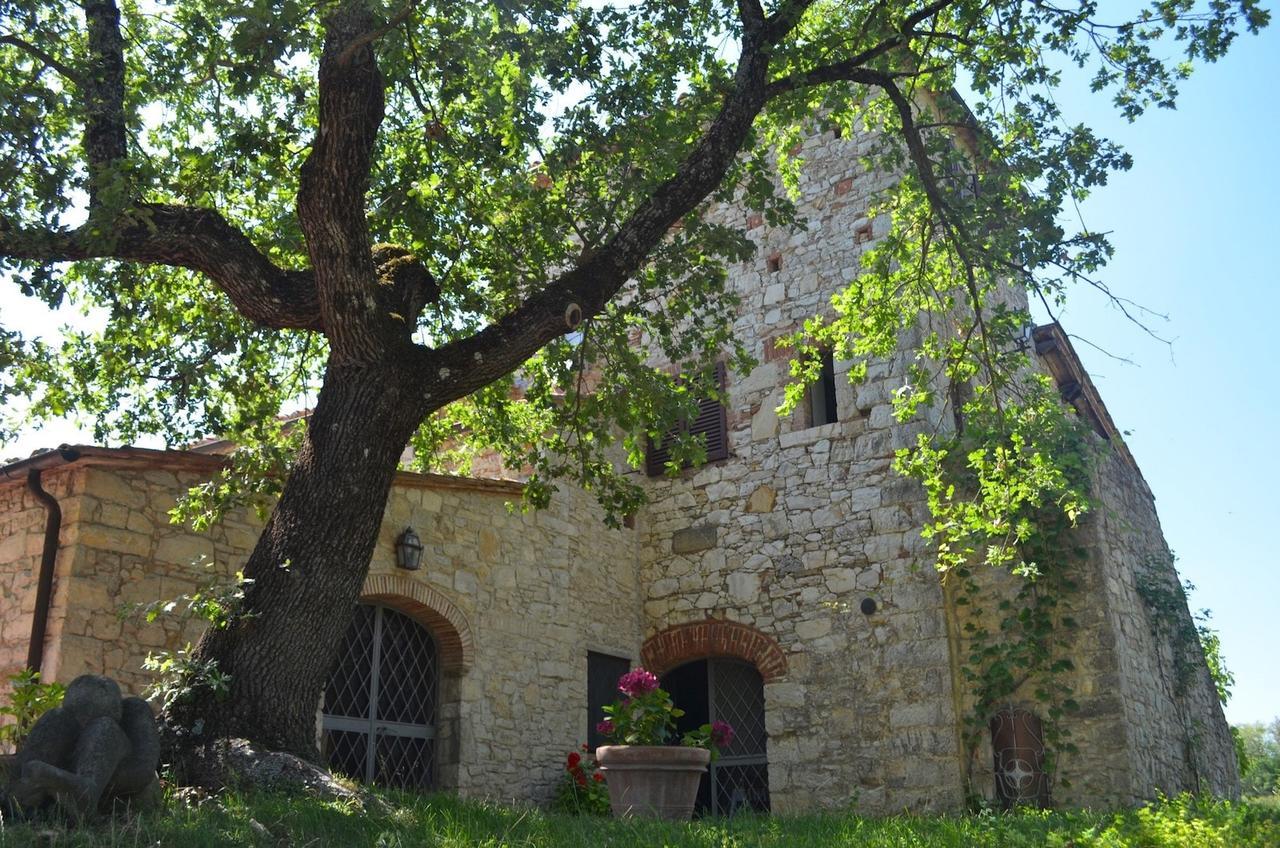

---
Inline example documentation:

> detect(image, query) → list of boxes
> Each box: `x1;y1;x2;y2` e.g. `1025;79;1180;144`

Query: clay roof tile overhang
0;444;525;496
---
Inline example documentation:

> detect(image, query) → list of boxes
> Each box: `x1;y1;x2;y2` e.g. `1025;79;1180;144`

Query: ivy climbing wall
1087;448;1240;799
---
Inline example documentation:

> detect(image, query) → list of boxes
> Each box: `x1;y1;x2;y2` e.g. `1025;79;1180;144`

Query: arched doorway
321;603;439;790
661;658;770;815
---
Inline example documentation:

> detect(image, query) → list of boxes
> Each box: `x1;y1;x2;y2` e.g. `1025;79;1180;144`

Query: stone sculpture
7;674;160;818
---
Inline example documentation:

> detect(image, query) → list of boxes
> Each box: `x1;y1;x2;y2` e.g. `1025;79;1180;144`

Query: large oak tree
0;0;1265;759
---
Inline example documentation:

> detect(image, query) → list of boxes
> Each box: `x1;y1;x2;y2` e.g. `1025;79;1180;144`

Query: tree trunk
168;361;422;758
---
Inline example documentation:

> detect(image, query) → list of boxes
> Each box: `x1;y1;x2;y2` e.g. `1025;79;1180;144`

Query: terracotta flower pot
594;745;710;820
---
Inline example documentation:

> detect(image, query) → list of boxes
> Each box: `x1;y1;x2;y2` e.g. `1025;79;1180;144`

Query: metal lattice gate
662;658;770;815
321;604;438;790
708;659;769;815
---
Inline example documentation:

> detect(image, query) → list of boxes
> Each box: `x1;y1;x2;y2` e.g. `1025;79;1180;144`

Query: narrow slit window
808;349;838;427
766;254;782;273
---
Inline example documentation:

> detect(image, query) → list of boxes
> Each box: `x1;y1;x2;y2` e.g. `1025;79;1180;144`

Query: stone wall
376;474;644;802
48;464;260;694
1;458;643;804
948;469;1136;809
1087;448;1240;799
635;126;967;814
953;442;1240;806
632;118;1238;814
0;469;77;681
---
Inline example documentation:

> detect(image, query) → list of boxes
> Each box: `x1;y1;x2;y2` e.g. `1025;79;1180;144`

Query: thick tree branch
0;0;326;333
762;0;819;45
336;0;420;67
82;0;128;207
875;76;1000;391
764;0;957;97
415;21;785;407
0;207;324;331
0;34;82;84
738;0;766;36
298;3;389;362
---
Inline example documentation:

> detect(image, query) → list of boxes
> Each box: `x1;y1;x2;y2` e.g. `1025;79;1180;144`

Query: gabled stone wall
631;122;1239;812
1088;448;1240;799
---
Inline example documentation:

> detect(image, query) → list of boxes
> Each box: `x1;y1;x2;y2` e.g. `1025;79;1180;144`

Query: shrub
0;669;65;750
550;746;610;816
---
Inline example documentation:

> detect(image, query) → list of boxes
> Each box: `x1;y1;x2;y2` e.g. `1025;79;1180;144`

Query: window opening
587;651;631;750
646;362;729;476
808;349;838;427
990;707;1050;809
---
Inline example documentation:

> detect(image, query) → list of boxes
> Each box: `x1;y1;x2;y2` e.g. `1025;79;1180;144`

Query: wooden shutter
646;362;729;475
645;424;677;477
689;361;729;462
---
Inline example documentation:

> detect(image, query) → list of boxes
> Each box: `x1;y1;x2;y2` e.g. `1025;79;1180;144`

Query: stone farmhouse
0;125;1237;815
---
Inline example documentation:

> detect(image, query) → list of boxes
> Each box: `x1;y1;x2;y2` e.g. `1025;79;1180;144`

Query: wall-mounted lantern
395;527;423;571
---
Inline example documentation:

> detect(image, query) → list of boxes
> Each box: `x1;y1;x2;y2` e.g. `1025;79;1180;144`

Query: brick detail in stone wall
641;620;787;682
361;572;474;672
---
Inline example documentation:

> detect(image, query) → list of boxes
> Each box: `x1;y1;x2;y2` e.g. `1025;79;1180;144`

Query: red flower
617;668;660;698
593;773;605;783
575;773;587;788
567;751;581;770
711;720;735;749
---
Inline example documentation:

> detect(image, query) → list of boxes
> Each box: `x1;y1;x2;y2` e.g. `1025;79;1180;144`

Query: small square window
766;254;782;273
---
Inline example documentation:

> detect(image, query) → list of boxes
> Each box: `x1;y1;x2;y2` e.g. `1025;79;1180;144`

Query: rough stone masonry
0;122;1238;812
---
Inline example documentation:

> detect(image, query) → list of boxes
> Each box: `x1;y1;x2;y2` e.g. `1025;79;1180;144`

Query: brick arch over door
360;572;474;672
641;620;787;682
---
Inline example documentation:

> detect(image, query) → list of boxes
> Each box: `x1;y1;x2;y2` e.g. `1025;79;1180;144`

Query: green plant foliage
0;668;65;750
0;0;1266;517
598;671;683;747
120;559;251;712
0;789;1273;846
1237;719;1280;798
0;0;1266;745
550;747;611;817
1136;572;1235;706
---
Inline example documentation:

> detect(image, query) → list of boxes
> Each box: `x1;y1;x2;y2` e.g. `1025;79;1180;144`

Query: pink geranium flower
617;668;659;697
711;720;735;749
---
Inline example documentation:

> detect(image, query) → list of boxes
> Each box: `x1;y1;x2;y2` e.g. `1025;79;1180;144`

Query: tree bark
149;0;809;766
169;360;422;756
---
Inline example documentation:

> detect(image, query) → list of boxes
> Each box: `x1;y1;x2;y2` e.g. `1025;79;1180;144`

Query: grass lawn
0;791;1276;847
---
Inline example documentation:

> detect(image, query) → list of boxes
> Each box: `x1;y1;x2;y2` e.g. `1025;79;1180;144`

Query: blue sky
1031;24;1280;725
3;15;1276;726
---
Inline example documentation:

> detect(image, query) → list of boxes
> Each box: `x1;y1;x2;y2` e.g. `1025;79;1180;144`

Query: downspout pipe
24;469;62;675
